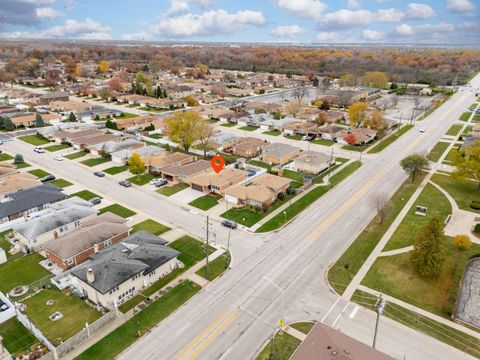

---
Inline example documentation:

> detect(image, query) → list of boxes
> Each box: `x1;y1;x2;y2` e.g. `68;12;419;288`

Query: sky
0;0;478;45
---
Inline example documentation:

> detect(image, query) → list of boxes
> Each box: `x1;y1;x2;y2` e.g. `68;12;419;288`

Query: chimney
86;268;95;284
93;243;99;254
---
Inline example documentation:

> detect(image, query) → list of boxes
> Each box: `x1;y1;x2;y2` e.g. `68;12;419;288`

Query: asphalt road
4;79;480;360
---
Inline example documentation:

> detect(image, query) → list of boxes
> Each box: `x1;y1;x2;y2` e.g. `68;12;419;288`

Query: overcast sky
0;0;478;45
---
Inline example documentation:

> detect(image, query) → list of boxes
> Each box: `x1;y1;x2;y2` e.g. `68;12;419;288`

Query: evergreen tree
163;89;167;98
410;218;446;277
4;117;14;131
312;77;319;87
35;112;45;127
68;112;77;122
13;153;24;164
0;116;5;130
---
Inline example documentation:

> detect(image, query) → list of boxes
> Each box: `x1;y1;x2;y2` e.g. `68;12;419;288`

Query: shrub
470;201;480;210
453;234;472;250
475;224;480;235
13;154;24;164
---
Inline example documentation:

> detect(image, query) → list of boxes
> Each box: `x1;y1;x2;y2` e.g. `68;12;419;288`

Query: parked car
221;220;238;229
154;180;168;188
0;140;3;145
94;171;105;177
53;155;63;161
119;180;131;187
40;175;55;182
149;178;161;185
302;134;316;141
89;197;102;205
34;147;45;153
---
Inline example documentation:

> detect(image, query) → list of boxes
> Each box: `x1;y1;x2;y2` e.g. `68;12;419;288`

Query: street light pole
373;294;386;348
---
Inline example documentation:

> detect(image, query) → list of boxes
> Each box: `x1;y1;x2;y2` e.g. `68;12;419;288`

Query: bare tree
215;82;227;99
370;193;392;225
292;86;308;103
391;94;399;108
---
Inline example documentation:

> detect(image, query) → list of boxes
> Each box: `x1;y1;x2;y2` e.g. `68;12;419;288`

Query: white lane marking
175;323;191;336
218;347;232;360
321;298;341;322
332;303;350;327
349;305;360;319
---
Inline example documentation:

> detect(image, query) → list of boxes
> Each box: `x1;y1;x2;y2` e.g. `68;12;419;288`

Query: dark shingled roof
72;231;179;294
0;183;67;218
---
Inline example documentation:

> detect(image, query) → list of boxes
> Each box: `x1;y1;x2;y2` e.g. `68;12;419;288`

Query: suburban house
258;117;297;132
38;91;69;105
223;173;292;209
44;212;130;270
293;151;335;175
11;113;62;127
50;128;104;143
161;159;212;183
318;125;345;141
12;197;96;251
229;137;265;158
110;145;164;165
472;123;480;136
143;152;194;175
70;133;119;150
189;168;247;194
89;138;144;157
283;122;320;136
337;128;377;146
218;111;249;124
0;184;67;224
0;166;38;198
208;133;239;151
262;143;301;165
71;231;180;309
114;115;166;132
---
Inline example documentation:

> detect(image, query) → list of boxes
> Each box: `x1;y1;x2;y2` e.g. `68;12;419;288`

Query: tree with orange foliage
344;133;358;145
98;60;109;74
108;76;124;92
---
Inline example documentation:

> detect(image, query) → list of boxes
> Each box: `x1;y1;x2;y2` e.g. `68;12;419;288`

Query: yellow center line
184;311;238;360
175;310;232;360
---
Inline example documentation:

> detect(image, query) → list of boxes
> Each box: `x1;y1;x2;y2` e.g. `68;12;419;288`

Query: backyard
0;317;38;356
0;253;51;294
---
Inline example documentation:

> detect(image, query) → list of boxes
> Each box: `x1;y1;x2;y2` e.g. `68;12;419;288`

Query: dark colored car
221;220;238;229
89;197;102;205
94;171;105;177
119;180;132;188
154;180;168;188
40;175;56;182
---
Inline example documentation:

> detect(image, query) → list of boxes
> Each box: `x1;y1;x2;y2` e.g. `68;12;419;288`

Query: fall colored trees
108;76;124;92
344;133;358;145
128;153;145;180
347;102;368;128
453;140;480;189
166;111;210;152
284;100;302;118
98;60;109;74
400;154;429;183
362;71;388;88
453;234;472;250
364;110;385;131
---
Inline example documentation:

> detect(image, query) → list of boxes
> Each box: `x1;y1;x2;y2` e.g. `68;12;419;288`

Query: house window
74;220;80;227
66;257;74;265
104;239;112;247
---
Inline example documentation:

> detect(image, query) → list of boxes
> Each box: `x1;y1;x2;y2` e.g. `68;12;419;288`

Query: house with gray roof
111;145;164;165
262;142;301;165
0;184;67;225
90;138;144;157
72;231;179;309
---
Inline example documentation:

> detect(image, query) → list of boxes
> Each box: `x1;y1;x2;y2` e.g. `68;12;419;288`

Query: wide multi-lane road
4;77;479;360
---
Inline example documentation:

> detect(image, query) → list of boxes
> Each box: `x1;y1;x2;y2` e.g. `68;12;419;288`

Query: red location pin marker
210;156;225;174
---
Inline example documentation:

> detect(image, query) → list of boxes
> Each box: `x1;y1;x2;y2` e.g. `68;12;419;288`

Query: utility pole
226;230;231;268
373;295;386;348
205;215;210;280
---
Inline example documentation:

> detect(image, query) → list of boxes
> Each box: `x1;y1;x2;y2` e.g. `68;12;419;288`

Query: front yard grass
311;138;334;146
18;134;50;146
189;195;220;211
367;125;414;154
262;129;281;136
64;151;88;160
127;173;155;186
75;281;201;360
195;251;230;281
282;169;304;183
103;165;128;175
459;112;471;121
157;183;188;196
248;160;272;170
431;173;480;213
0;253;51;293
14;162;30;169
0;317;38;356
290;321;315;334
327;173;426;295
256;332;301;360
220;122;236;127
48;178;73;188
427;141;450;163
383;182;452;251
44;143;70;152
169;235;215;268
28;169;50;178
25;289;102;346
0;153;13;161
98;204;136;218
80;157;111;167
445;124;463;136
70;190;101;201
131;219;170;236
239;125;258;132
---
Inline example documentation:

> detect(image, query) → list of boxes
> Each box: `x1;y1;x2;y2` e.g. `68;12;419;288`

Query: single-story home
208;133;239;151
230;137;266;158
111;145;164;165
89;138;144;157
189;168;247;194
161;159;212;183
293;151;335;175
0;168;38;198
11;113;61;127
337;128;377;146
71;133;119;150
144;152;195;175
262;143;301;165
318;125;345;141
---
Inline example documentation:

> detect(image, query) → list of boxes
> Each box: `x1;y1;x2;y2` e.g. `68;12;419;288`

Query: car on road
40;175;55;182
154;180;168;188
89;197;102;205
94;171;105;177
0;140;3;145
419;128;426;133
53;155;63;161
119;180;131;187
34;147;45;153
221;220;238;229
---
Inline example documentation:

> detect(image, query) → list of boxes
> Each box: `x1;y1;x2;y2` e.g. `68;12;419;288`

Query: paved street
3;78;479;360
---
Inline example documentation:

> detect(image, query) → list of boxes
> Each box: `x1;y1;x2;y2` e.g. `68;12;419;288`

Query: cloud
121;31;154;41
36;6;64;19
375;8;404;22
0;18;111;39
0;0;58;26
152;9;266;38
315;31;355;42
190;0;214;8
395;23;414;36
393;22;456;40
317;9;373;29
405;3;436;20
346;0;361;9
166;0;189;16
270;24;303;38
446;0;475;13
362;29;385;41
275;0;327;20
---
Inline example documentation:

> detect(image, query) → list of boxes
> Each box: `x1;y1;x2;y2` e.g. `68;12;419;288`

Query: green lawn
282;169;304;183
0;230;13;258
459;112;471;121
70;190;101;201
427;142;450;163
290;322;315;334
221;208;264;227
311;138;334;146
0;153;13;161
248;160;272;170
445;124;463;136
367;125;414;154
352;290;480;359
114;112;138;119
126;104;140;108
64;151;88;160
363;238;480;318
169;235;215;268
443;147;460;163
148;133;162;139
263;130;281;136
220;122;236;127
44;143;70;152
0;317;39;356
0;253;51;293
75;281;201;360
28;169;50;178
25;289;102;346
256;332;301;360
463;125;473;136
14;162;30;169
189;195;220;211
473;114;480;123
157;183;188;196
329;161;362;187
98;204;136;218
239;125;258;132
18;134;50;146
80;157;111;167
131;219;170;236
195;251;230;281
383;182;452;251
328;173;427;294
49;178;73;188
103;165;128;175
127;173;156;186
285;134;302;141
431;173;480;213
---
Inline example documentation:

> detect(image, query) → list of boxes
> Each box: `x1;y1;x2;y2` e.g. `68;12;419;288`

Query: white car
53;155;64;161
419;128;426;133
34;147;45;153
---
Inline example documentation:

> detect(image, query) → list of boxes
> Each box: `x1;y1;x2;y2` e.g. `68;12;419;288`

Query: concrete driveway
170;187;204;204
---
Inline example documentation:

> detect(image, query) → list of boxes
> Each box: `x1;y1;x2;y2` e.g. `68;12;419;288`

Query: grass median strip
70;190;101;201
427;142;450;163
98;204;136;218
48;178;73;188
446;124;463;136
196;251;231;281
75;281;201;360
368;125;414;154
